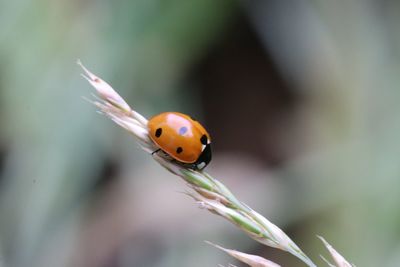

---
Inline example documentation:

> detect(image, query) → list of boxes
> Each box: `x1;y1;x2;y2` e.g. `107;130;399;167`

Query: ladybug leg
179;162;197;170
191;164;198;170
151;148;161;155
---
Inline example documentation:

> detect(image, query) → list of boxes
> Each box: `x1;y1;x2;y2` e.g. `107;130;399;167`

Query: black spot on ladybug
155;128;162;138
179;126;188;135
176;147;183;154
200;134;208;145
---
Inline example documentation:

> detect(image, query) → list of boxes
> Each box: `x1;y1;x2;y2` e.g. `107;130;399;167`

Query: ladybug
148;112;212;170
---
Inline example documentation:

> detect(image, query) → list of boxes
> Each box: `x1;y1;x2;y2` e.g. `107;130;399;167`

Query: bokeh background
1;1;400;266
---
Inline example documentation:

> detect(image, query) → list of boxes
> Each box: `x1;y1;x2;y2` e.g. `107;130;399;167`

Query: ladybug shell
148;112;211;165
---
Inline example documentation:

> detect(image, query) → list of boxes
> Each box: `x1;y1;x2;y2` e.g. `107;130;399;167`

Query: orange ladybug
148;112;212;170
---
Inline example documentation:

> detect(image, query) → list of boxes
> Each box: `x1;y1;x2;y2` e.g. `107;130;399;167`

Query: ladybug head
194;143;212;170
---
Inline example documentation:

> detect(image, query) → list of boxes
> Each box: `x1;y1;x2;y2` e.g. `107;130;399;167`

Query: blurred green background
1;1;400;266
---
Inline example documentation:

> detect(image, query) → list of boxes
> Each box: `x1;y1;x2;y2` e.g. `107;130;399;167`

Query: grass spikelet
79;61;352;267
